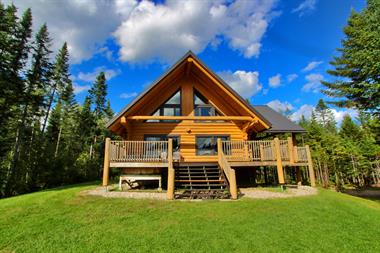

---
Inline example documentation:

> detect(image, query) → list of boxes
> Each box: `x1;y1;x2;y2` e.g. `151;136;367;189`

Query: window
147;90;181;122
144;135;180;151
194;90;223;121
196;135;229;156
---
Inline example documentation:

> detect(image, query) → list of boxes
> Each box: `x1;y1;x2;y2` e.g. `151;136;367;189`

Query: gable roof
106;51;271;129
252;105;306;133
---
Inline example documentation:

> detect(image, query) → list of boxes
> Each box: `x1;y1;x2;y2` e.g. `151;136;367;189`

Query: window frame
146;89;182;123
144;134;181;151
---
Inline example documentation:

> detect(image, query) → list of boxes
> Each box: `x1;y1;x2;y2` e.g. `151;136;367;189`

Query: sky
8;0;365;123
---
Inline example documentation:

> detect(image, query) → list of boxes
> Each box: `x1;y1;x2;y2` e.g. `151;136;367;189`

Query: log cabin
103;51;316;199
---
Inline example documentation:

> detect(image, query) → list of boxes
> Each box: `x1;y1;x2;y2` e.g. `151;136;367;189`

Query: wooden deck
102;138;316;200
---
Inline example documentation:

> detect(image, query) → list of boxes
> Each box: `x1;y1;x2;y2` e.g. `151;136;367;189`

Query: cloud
114;0;278;63
267;100;294;113
218;70;262;98
302;73;324;93
302;60;323;72
76;66;121;82
73;83;91;94
6;0;138;63
331;108;358;124
290;104;314;122
268;74;281;88
120;92;138;99
287;74;298;83
292;0;317;17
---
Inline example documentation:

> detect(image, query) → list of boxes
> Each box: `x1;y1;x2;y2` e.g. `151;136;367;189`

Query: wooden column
296;167;302;185
305;145;316;187
102;138;111;186
230;168;238;200
167;138;175;200
274;138;285;185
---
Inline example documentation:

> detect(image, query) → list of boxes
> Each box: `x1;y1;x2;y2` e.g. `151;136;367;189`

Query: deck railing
221;139;307;164
109;140;168;163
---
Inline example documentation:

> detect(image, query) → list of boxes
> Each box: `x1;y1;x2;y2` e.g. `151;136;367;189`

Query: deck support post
305;145;316;187
102;138;111;186
296;167;302;185
167;138;175;200
274;138;285;185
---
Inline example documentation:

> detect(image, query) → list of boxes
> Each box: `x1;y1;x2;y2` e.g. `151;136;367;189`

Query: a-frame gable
107;51;271;134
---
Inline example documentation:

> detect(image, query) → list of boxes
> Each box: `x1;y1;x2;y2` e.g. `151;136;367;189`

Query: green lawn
1;184;380;253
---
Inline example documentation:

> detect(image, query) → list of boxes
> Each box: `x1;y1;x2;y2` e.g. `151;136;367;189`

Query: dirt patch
344;187;380;201
240;186;318;199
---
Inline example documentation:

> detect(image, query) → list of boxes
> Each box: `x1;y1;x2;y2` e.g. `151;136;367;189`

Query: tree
89;72;107;120
314;99;337;133
41;42;70;133
322;0;380;115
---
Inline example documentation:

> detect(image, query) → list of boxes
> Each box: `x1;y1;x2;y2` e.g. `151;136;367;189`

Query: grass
1;184;380;253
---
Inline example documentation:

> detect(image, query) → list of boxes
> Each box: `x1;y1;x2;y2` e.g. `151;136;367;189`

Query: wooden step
175;179;224;183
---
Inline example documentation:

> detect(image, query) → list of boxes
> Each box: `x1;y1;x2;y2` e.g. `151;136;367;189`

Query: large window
196;135;230;156
194;90;223;122
144;135;180;151
147;90;181;122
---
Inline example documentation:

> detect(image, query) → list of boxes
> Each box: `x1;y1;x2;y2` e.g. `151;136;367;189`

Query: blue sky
11;0;365;122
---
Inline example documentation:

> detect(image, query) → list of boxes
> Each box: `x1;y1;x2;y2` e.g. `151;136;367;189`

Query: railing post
293;146;298;163
274;138;285;185
217;138;222;162
102;138;111;187
287;137;294;164
305;145;316;187
167;138;175;200
259;144;264;161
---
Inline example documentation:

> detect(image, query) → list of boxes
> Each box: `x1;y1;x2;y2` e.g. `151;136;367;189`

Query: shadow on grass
343;186;380;203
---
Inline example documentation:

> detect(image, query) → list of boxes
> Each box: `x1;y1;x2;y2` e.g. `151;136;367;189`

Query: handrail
217;139;238;199
109;140;168;163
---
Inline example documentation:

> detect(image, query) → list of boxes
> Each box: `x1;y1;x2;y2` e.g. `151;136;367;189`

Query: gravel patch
83;187;167;200
83;186;317;200
240;186;318;199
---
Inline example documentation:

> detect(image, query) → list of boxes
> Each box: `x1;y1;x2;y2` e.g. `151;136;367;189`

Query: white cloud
73;83;91;94
120;92;138;99
287;74;298;83
7;0;138;63
76;66;120;82
268;74;281;88
114;0;278;63
302;73;324;93
218;70;262;98
292;0;317;17
290;104;314;122
267;100;294;113
332;108;358;124
302;60;323;72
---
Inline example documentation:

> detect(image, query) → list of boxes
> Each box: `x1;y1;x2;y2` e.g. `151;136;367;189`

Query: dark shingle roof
252;105;306;133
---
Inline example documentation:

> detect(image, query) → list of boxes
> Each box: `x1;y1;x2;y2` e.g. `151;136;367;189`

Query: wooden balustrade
109;140;169;163
221;139;309;164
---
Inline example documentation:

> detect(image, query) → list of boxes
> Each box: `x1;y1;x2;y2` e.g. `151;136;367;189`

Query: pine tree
41;42;70;133
89;72;107;120
322;0;380;114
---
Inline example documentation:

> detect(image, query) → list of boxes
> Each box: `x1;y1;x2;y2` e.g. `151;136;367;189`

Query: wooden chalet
103;51;316;199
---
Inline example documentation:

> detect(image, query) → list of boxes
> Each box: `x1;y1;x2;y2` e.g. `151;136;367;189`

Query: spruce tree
322;0;380;114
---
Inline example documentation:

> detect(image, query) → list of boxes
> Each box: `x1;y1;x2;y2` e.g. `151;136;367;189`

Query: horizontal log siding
128;121;245;162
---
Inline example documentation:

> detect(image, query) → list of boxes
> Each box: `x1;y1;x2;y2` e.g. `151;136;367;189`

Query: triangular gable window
147;90;181;122
194;89;222;117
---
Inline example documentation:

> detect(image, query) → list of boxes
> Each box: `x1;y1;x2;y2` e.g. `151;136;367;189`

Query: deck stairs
174;164;230;199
